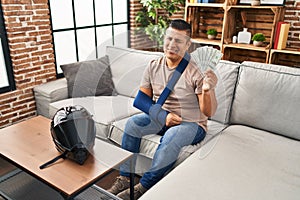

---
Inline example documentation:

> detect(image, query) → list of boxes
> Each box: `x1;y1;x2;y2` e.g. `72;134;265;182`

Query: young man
108;19;218;200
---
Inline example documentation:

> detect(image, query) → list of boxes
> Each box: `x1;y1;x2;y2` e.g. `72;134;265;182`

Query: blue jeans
120;113;206;189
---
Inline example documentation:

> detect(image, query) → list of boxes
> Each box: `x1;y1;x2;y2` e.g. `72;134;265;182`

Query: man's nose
169;39;176;47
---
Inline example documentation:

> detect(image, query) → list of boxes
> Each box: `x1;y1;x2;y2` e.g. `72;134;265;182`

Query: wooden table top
0;115;132;197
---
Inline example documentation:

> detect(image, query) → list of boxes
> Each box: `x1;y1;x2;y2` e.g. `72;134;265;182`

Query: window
49;0;130;76
0;6;15;93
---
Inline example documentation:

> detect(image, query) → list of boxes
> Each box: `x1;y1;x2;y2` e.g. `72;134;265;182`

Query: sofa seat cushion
140;125;300;200
109;118;226;161
49;95;141;140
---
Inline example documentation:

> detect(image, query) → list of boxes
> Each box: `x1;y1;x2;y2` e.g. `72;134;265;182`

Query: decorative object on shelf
251;0;260;6
232;36;237;43
277;23;290;50
239;0;285;5
238;28;251;44
206;28;217;40
274;21;288;49
252;33;265;47
239;0;257;5
259;0;285;5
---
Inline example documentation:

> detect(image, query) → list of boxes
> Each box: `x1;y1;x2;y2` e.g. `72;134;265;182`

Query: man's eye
175;39;183;43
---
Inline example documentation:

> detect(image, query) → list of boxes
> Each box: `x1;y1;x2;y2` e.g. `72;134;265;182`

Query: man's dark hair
169;19;191;37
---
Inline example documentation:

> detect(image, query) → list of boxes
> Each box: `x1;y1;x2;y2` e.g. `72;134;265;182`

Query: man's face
163;27;191;62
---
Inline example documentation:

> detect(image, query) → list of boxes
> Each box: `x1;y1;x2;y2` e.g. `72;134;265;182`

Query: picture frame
238;0;253;4
238;0;285;6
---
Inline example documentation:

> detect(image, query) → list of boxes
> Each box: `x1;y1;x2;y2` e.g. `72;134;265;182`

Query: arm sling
133;52;191;128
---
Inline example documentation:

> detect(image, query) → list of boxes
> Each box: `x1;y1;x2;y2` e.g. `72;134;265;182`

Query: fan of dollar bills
191;46;223;71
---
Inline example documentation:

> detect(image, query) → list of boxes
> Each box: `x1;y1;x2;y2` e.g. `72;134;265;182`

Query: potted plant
206;28;217;40
252;33;265;47
135;0;185;51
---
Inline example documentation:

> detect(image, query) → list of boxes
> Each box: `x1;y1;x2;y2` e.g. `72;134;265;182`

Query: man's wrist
202;87;215;93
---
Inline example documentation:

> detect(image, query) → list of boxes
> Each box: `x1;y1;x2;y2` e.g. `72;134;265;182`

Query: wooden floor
0;157;139;192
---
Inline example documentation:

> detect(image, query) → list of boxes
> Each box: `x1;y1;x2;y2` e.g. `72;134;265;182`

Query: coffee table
0;116;134;200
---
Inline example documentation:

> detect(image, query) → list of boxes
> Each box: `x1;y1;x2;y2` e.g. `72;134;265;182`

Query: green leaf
135;0;185;49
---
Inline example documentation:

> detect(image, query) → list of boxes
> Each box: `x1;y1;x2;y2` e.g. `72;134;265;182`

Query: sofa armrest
33;78;68;118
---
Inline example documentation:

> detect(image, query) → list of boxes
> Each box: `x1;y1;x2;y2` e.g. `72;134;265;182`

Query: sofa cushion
61;55;115;98
231;61;300;140
210;60;240;124
106;46;163;97
140;125;300;200
109;117;226;161
49;95;141;140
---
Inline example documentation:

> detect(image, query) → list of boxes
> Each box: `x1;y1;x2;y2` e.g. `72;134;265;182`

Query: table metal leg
0;190;13;200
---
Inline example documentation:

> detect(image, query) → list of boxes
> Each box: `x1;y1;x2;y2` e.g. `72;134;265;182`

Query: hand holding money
202;69;218;91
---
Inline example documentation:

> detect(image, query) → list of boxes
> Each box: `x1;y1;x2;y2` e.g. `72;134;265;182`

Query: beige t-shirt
140;56;207;130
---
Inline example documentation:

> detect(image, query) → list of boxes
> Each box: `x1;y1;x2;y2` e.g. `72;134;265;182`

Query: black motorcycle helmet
40;105;96;169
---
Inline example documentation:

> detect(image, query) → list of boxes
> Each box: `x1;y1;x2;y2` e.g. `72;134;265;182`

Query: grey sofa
140;62;300;199
33;46;300;199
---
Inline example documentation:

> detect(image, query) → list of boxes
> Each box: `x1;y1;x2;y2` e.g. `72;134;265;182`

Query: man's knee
124;115;149;138
131;114;151;127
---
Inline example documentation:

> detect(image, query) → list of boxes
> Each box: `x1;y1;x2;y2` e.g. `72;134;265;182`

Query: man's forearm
200;89;217;117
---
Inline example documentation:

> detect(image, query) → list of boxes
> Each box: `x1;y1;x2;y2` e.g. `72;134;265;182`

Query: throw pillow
61;55;115;98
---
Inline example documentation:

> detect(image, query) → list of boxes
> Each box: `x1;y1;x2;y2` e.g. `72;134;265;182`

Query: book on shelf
273;21;289;49
277;23;290;50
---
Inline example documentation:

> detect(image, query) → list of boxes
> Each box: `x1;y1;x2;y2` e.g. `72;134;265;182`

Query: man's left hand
166;112;182;127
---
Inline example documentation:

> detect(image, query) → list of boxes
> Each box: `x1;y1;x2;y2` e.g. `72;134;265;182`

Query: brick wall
285;0;300;49
0;0;299;129
0;0;56;127
129;0;153;50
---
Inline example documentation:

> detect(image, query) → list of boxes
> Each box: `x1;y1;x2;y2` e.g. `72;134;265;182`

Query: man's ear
186;39;192;49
